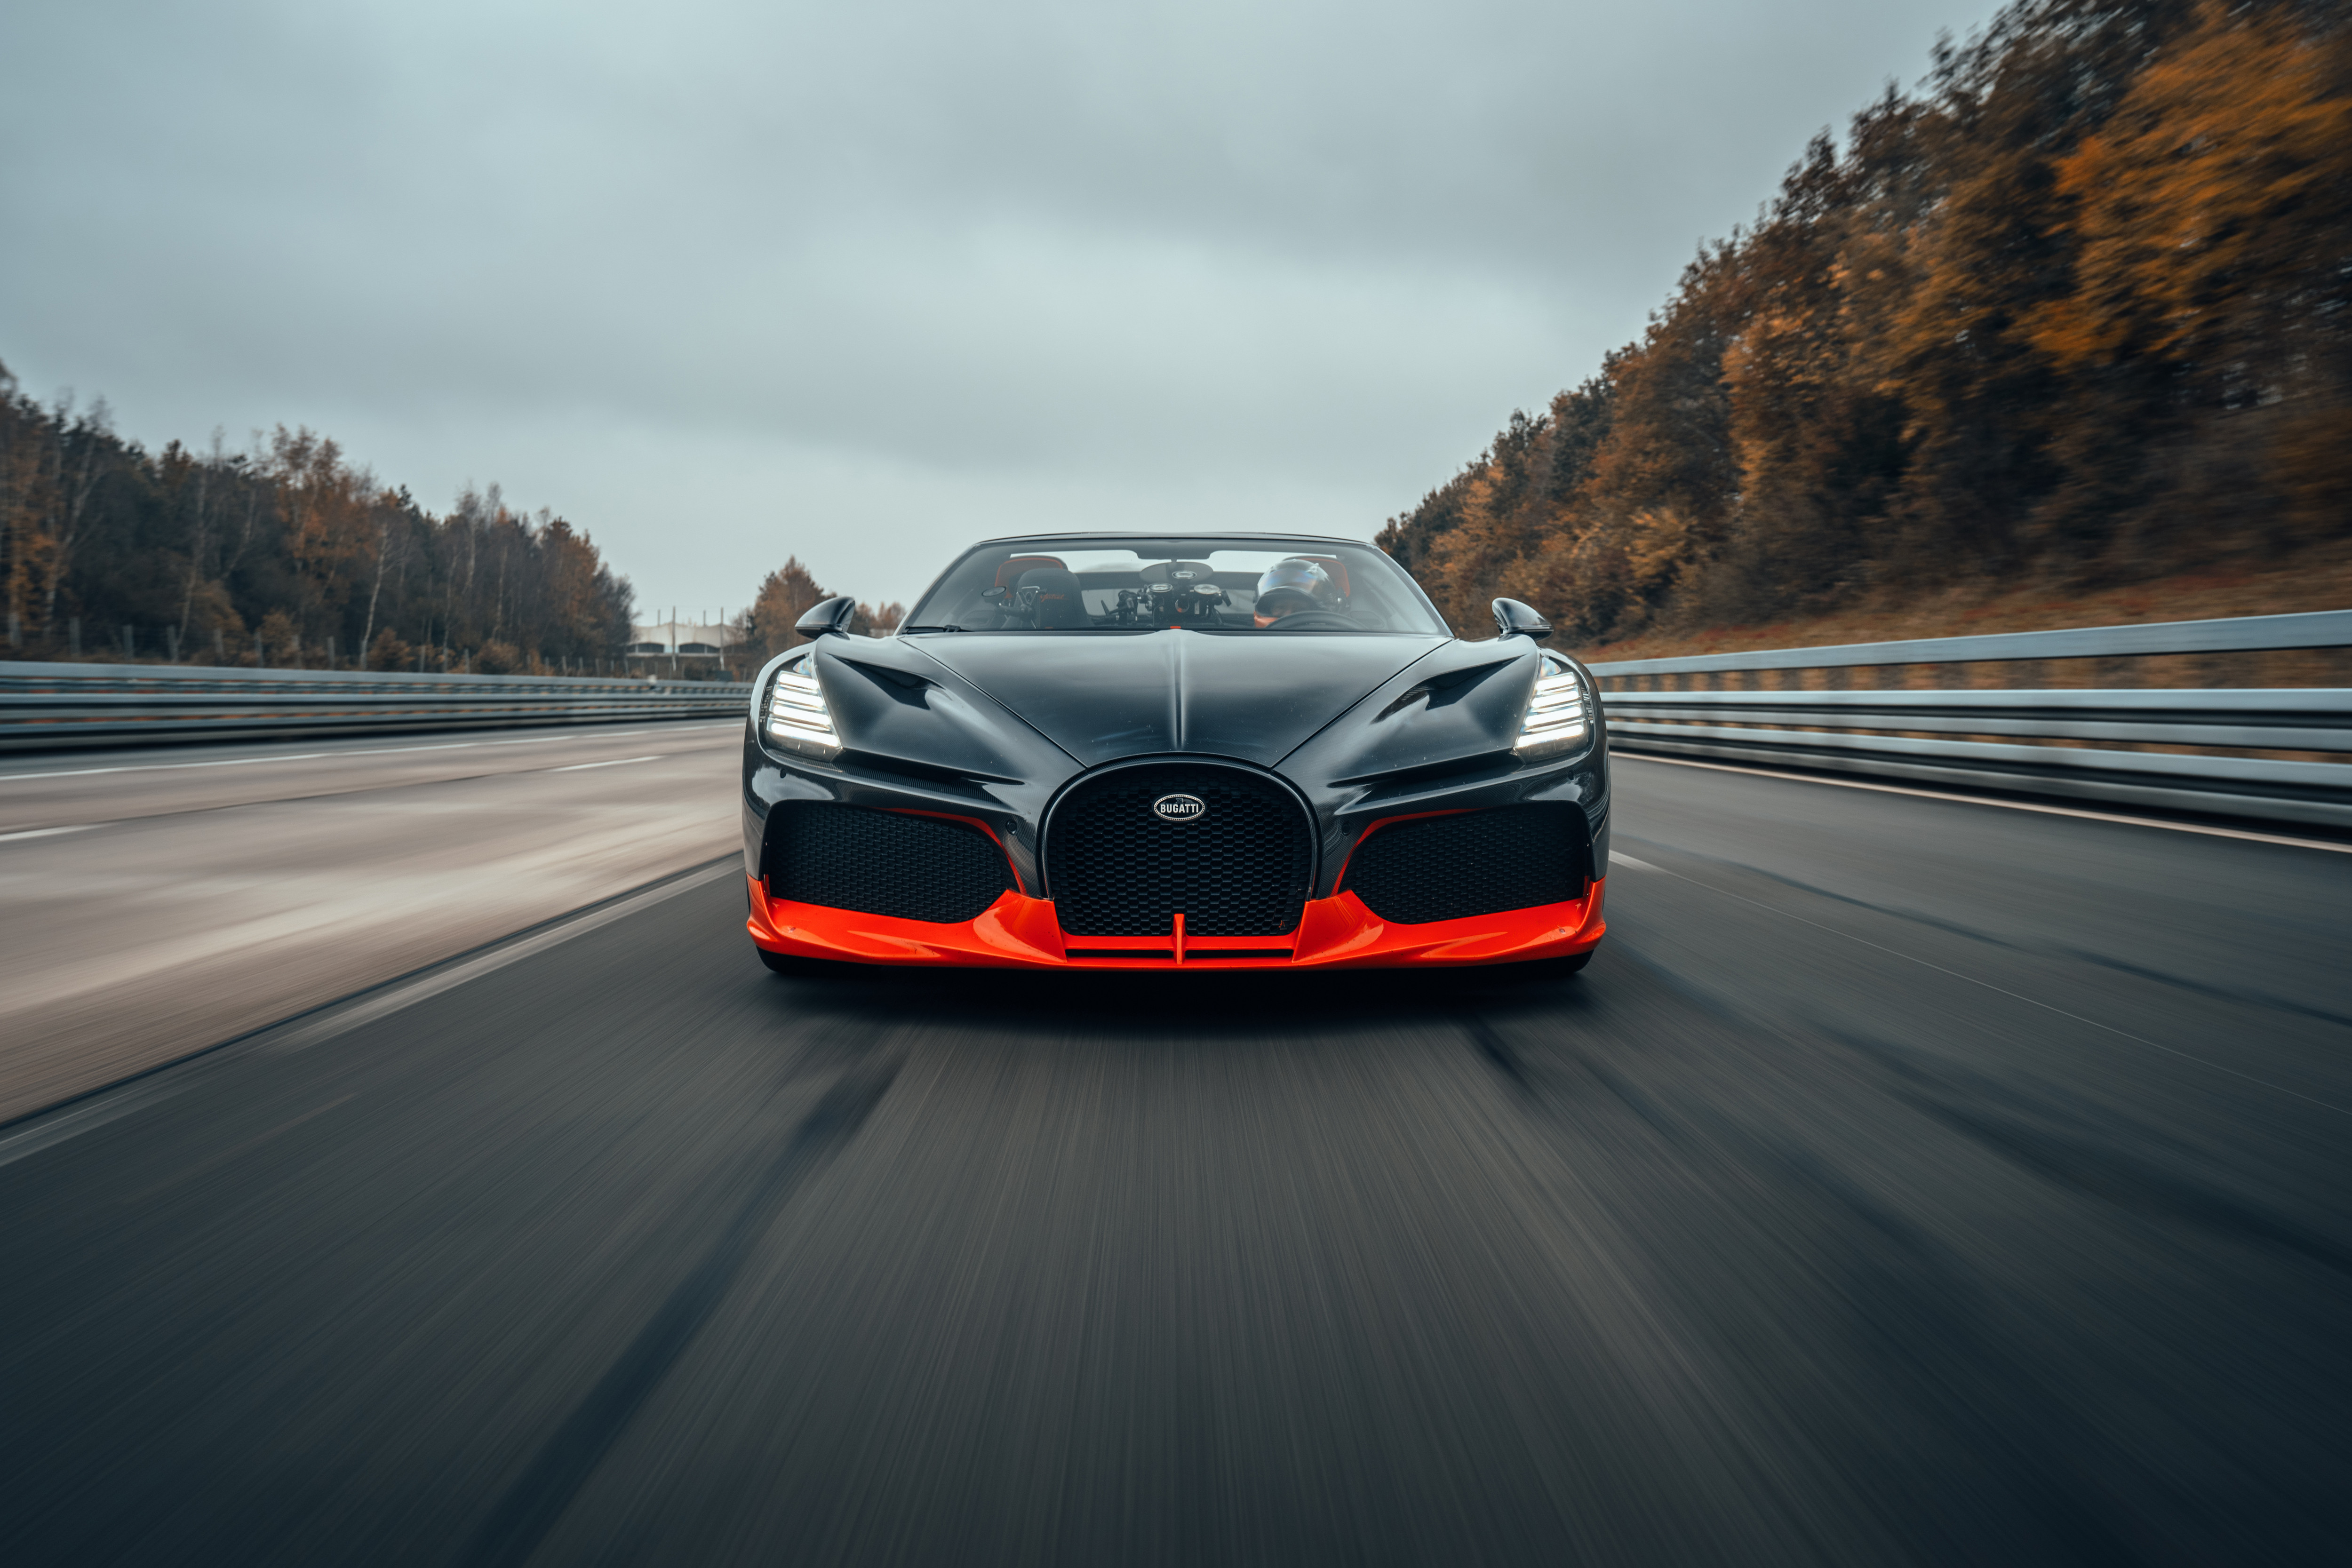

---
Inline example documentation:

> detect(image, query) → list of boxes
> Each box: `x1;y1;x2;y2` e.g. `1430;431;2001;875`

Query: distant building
626;621;741;662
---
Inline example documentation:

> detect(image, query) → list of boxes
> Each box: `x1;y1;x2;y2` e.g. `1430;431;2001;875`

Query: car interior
909;543;1441;634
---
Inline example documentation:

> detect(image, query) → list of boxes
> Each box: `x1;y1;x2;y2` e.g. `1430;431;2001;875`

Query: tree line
729;557;904;673
1379;0;2351;642
0;366;636;674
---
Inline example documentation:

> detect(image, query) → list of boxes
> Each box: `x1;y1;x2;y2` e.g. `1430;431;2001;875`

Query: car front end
741;534;1608;971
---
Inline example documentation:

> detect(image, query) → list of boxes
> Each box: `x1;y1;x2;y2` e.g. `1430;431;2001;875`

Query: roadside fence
0;662;751;752
16;616;2352;828
1588;609;2352;830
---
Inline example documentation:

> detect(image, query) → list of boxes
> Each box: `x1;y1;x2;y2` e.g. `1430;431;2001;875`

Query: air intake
1342;805;1589;925
763;803;1013;924
1046;763;1312;937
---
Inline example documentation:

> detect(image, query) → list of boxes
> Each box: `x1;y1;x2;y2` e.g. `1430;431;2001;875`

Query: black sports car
741;533;1608;970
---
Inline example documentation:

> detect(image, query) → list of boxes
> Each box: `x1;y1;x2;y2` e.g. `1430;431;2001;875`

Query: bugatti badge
1151;793;1207;822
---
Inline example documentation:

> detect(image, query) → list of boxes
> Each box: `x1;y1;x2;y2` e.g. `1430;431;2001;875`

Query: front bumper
747;876;1606;970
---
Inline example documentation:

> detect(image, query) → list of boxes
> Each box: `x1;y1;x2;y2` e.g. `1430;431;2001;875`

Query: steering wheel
1264;610;1357;631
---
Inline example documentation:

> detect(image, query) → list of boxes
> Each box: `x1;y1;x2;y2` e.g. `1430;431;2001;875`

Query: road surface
0;721;741;1122
1;750;2346;1565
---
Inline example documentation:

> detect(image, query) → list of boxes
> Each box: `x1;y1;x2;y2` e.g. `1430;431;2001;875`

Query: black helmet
1253;558;1334;624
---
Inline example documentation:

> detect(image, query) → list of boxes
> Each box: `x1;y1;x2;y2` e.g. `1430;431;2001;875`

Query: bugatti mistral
743;535;1608;971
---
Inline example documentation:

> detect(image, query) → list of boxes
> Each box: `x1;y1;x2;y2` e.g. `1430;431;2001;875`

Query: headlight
1514;654;1590;757
765;654;841;757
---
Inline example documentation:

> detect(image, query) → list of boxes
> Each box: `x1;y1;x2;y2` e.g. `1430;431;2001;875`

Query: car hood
904;630;1449;767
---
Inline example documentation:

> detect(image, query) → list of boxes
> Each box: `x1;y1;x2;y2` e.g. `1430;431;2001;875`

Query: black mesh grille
764;803;1013;924
1342;805;1589;925
1046;764;1312;936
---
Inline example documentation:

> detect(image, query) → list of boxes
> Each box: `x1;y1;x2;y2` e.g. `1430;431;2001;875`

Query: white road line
1615;752;2352;855
0;825;96;843
0;724;736;784
549;755;662;771
1606;852;1658;872
335;737;558;757
0;753;334;781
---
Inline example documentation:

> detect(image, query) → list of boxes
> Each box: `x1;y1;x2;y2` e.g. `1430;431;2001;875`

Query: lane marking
326;738;560;756
0;723;740;784
1615;752;2352;855
0;824;97;843
550;755;662;771
0;752;332;781
0;859;741;1169
1620;846;2351;1118
0;736;559;781
1607;852;1658;872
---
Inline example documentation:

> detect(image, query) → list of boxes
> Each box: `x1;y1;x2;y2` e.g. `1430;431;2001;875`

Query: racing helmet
1253;558;1334;626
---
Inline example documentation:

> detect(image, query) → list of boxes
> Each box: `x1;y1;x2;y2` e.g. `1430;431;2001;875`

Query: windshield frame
898;534;1450;637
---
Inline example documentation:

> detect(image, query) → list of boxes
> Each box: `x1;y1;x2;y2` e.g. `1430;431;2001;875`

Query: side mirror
795;595;859;639
1491;598;1552;640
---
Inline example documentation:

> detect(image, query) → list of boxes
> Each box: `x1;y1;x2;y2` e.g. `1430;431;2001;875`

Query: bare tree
357;493;402;659
40;395;112;626
176;427;227;647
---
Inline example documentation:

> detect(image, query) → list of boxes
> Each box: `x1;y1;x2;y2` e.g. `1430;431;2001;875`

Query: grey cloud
2;0;2002;607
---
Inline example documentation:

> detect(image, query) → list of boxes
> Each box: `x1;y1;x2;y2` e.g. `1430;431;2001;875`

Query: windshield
900;538;1447;636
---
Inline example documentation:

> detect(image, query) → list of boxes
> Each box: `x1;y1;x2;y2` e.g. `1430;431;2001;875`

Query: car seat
1018;566;1091;628
994;554;1067;589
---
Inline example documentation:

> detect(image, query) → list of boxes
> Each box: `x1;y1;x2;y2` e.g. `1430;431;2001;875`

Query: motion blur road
2;750;2347;1565
0;721;740;1121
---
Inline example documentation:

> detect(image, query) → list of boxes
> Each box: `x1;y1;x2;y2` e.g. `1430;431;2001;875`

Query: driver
1252;558;1337;628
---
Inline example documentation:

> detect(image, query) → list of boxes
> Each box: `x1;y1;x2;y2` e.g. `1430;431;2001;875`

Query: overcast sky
3;0;2001;619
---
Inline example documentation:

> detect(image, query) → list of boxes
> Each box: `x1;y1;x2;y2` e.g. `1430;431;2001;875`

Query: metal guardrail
1587;612;2352;829
0;662;752;752
1589;608;2352;675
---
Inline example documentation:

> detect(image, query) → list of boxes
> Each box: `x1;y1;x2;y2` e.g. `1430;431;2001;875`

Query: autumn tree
2026;1;2352;550
748;557;835;661
1380;0;2348;644
0;362;636;671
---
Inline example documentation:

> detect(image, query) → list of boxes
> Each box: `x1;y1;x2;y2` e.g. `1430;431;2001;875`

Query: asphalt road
0;720;741;1121
2;754;2347;1566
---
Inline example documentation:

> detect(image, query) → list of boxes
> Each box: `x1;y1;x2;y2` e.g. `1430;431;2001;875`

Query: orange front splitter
747;877;1605;971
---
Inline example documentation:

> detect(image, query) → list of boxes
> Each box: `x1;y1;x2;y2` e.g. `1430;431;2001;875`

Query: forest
14;0;2340;671
1379;0;2351;643
728;557;905;676
0;371;636;674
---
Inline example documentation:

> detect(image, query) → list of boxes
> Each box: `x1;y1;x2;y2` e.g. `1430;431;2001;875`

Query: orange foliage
1380;0;2352;644
0;369;637;667
748;557;835;661
2030;6;2352;374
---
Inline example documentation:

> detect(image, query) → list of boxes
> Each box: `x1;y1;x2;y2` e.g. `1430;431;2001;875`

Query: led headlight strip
1514;653;1591;756
765;653;841;757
